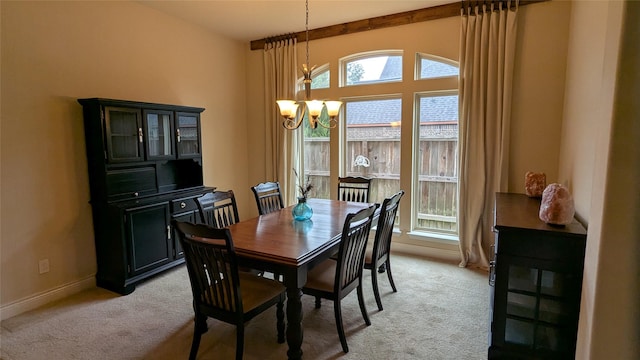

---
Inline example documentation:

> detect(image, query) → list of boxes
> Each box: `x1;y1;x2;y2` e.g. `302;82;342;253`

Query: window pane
415;93;458;233
418;57;458;79
312;69;329;89
345;55;402;86
345;98;401;205
303;110;330;199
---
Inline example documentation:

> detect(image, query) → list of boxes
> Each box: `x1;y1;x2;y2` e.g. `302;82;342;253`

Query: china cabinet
79;98;211;294
489;192;587;359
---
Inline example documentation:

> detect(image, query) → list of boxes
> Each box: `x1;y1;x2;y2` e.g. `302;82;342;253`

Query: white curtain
263;37;301;206
458;1;518;268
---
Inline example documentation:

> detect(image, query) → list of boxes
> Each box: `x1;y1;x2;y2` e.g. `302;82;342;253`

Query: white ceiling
138;0;453;42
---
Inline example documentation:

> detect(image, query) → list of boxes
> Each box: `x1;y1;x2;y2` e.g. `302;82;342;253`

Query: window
416;53;459;80
300;64;331;199
298;50;459;239
343;97;402;204
342;51;403;86
414;91;459;233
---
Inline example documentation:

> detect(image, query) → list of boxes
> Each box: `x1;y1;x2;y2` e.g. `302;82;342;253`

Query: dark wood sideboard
489;192;587;359
79;98;212;295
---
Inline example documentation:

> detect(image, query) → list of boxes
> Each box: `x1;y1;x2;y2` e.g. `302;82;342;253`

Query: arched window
416;53;459;79
340;50;403;86
301;49;459;240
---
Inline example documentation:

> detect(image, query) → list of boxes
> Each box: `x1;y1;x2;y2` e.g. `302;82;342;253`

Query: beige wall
0;1;251;311
564;1;640;358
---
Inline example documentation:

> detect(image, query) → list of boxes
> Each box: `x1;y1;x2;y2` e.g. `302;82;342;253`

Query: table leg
286;287;304;360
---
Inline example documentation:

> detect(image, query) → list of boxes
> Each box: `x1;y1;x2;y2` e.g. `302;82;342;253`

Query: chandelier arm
315;116;338;129
281;102;308;130
282;116;304;130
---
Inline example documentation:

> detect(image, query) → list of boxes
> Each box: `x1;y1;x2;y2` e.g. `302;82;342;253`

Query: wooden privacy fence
304;137;458;232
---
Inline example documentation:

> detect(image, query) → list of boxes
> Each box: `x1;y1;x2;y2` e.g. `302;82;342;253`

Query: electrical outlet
39;259;50;274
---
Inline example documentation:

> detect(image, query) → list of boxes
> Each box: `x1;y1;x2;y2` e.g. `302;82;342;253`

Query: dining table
227;198;375;360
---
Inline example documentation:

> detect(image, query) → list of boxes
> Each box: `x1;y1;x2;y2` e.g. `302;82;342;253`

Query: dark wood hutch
489;192;587;359
78;98;212;295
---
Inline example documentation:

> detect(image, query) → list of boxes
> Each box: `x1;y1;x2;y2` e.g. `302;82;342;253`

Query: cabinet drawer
170;197;199;214
106;167;157;199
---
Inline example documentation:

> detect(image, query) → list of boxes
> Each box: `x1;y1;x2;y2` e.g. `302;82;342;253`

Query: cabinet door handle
489;244;496;286
167;225;171;240
138;128;143;143
176;128;181;143
180;202;186;209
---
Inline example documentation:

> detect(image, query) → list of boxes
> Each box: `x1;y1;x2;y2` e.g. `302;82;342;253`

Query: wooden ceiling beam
250;0;547;51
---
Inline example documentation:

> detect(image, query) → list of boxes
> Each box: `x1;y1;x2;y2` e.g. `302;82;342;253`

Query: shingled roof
345;96;458;125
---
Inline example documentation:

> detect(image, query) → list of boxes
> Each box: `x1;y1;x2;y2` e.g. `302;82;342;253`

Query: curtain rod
250;0;548;51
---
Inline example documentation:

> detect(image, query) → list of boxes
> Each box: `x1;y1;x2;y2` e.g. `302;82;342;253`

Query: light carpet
1;253;489;360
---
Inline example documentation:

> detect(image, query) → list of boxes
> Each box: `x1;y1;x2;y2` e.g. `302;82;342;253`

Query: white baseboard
1;275;96;321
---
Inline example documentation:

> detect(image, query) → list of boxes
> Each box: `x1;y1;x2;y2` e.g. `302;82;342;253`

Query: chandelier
276;0;343;130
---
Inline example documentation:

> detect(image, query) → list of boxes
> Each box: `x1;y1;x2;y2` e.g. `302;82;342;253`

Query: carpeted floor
0;253;489;360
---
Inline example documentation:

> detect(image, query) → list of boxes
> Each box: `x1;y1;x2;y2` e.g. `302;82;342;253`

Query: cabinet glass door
105;107;143;162
143;110;174;159
502;260;578;354
176;112;200;158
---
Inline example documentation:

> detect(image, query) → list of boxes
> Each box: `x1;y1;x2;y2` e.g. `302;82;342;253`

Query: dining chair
196;190;262;275
337;176;372;203
251;181;285;215
173;220;286;360
250;181;285;282
364;190;404;311
302;203;379;353
195;190;240;227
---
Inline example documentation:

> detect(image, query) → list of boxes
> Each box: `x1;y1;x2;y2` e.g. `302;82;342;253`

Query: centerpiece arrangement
292;169;314;221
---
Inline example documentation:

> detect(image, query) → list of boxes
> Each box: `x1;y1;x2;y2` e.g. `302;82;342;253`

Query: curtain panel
458;0;518;269
263;37;301;206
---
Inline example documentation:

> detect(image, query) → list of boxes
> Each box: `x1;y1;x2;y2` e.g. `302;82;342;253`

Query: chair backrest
173;220;243;318
337;176;372;203
371;190;404;266
196;190;240;228
334;204;379;296
251;181;285;215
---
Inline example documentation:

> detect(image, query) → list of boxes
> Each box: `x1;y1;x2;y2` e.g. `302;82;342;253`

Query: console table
489;192;587;359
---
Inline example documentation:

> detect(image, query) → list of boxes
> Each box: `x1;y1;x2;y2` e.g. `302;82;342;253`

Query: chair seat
238;273;285;313
304;259;336;293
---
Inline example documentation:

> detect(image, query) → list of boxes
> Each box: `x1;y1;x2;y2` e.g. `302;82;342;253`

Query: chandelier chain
305;0;310;69
276;0;342;130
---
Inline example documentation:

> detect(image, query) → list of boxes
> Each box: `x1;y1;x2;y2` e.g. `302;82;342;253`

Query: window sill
407;231;458;245
391;231;460;263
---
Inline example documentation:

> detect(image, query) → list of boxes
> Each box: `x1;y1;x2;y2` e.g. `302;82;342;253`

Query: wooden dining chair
302;203;378;353
337;176;372;203
251;181;285;215
250;181;285;282
195;190;240;228
173;220;285;360
364;190;404;311
196;190;262;275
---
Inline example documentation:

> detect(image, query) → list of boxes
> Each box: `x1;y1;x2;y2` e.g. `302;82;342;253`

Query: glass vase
292;197;313;221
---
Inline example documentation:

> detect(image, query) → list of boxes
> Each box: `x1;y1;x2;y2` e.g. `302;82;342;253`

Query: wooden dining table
227;198;375;360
